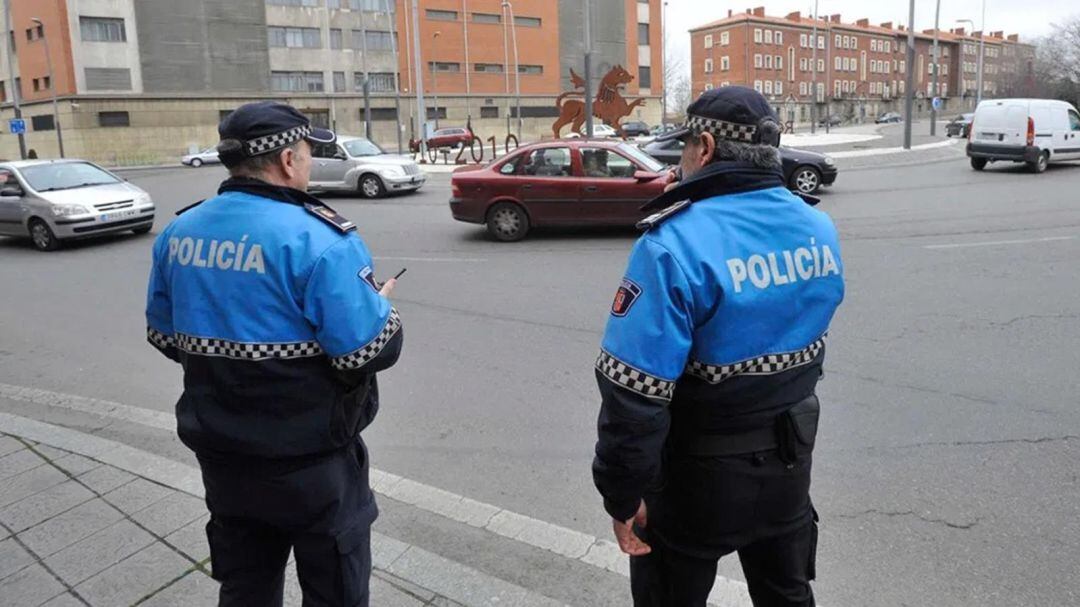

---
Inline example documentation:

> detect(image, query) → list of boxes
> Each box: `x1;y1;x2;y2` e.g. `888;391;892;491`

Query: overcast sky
664;0;1072;79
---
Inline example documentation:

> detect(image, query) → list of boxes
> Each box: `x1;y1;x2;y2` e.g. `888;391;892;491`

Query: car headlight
382;166;405;176
823;157;835;166
135;192;153;205
52;204;92;217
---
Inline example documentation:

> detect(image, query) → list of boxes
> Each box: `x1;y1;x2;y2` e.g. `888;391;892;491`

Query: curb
829;138;960;159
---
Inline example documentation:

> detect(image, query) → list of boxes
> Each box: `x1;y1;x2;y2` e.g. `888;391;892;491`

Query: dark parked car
449;140;670;241
641;139;838;195
620;121;651;137
875;112;903;124
818;115;843;127
427;127;474;149
945;113;974;137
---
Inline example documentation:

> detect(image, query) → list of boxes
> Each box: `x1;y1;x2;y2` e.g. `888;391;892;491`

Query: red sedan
428;127;474;149
450;140;669;241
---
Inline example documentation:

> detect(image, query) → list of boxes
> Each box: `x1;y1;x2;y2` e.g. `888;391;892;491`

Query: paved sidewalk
0;432;464;607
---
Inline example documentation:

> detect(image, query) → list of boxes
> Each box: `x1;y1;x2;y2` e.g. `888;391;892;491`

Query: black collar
640;161;786;212
218;176;326;207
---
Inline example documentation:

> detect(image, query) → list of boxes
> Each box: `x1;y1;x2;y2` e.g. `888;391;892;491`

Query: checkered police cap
684;114;757;143
218;101;336;164
244;124;313;157
656;85;780;146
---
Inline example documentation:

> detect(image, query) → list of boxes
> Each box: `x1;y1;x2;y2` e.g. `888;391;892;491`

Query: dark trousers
199;442;377;607
630;515;817;607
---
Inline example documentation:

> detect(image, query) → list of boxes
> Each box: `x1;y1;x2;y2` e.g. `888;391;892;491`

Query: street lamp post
3;0;26;159
661;1;668;124
502;1;521;139
957;14;985;107
462;0;471;125
583;0;594;138
409;0;427;161
358;10;372;139
930;0;941;136
384;0;403;153
810;0;818;135
31;17;64;158
432;31;441;131
903;0;916;149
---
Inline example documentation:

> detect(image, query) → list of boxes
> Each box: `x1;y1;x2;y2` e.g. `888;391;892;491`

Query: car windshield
20;162;120;192
343;138;385;157
201;147;218;154
618;143;665;172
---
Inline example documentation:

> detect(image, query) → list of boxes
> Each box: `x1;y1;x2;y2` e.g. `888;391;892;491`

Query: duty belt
680;395;820;462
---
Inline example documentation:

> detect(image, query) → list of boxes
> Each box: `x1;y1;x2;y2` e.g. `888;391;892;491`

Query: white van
967;98;1080;173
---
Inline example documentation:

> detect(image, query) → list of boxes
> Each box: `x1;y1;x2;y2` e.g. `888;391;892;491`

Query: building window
84;67;132;90
765;30;773;44
721;81;730;87
835;56;841;70
80;17;127;43
519;64;543;75
514;16;541;27
638;23;649;42
330;28;343;49
818;36;825;50
356;72;398;92
638;66;651;88
833;80;840;97
800;57;807;71
754;28;762;43
472;12;501;24
753;80;762;93
267;0;318;5
799;81;807;95
721;56;730;71
764;80;773;94
765;55;773;69
704;58;714;73
776;55;782;70
268;27;321;49
362;30;395;51
31;114;55;131
776;31;783;45
720;31;729;45
817;59;824;72
704;34;713;48
704;83;714;91
775;81;783;95
754;54;762;68
426;9;457;21
474;63;504;73
800;34;807;48
429;62;460;73
333;71;346;92
835;34;841;47
350;0;393;10
98;111;130;127
270;71;324;92
480;106;499;118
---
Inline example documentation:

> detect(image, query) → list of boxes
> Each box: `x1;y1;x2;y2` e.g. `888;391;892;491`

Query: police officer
145;101;403;606
592;86;844;606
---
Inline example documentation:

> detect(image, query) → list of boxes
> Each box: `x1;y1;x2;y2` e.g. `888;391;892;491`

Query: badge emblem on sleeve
358;266;380;291
611;278;642;317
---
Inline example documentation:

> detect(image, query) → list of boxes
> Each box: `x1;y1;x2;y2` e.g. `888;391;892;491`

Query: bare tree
663;43;690;122
1021;15;1080;105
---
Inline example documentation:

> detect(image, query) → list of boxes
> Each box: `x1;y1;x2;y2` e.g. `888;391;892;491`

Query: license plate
978;132;999;140
100;209;138;222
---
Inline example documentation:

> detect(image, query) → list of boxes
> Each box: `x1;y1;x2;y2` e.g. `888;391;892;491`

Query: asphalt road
2;153;1079;606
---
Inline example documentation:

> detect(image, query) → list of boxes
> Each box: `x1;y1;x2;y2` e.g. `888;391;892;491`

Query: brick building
690;6;1035;126
0;0;664;165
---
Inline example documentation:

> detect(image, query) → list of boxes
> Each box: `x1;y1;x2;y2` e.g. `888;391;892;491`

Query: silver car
181;146;221;168
309;136;425;198
0;160;156;251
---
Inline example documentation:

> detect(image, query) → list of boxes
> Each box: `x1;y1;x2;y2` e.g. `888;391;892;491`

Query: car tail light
1026;116;1035;146
452;182;462;198
968;117;975;142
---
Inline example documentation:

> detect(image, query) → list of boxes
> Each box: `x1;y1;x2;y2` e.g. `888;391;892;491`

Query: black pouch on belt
775;395;820;465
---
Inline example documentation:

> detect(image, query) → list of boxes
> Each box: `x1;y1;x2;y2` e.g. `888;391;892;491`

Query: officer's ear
696;132;716;167
278;142;307;180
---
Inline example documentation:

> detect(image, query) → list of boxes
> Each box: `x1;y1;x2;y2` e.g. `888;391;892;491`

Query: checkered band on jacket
146;327;175;351
244;125;312;157
686;337;825;384
174;333;324;361
686;115;757;143
330;308;402;371
595;350;675;401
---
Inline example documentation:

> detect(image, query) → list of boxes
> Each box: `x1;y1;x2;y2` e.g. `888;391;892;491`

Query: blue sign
8;118;25;135
932;97;943;111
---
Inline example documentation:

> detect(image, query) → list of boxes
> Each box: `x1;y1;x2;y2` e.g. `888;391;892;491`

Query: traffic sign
932;97;943;111
8;118;25;135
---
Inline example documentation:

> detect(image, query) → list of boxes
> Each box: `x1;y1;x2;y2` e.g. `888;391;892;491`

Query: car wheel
358;174;386;199
191;158;203;168
132;225;153;235
486;202;530;242
970;157;987;171
1030;151;1049;174
791;166;821;194
28;218;61;251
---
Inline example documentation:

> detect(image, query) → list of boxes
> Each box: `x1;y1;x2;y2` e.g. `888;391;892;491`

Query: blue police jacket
145;178;403;459
592;161;844;522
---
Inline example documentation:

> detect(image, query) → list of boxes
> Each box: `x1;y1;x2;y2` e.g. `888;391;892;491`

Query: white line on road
0;383;753;607
923;236;1076;250
374;256;487;263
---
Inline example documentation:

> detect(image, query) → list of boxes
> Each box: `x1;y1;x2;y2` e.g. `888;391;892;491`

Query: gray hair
219;139;302;178
711;140;782;169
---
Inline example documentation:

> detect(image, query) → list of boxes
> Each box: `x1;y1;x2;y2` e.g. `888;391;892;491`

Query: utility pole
975;0;986;105
930;0;941;136
824;18;831;133
385;0;403;153
502;4;511;134
410;0;427;160
661;1;668;124
31;18;63;158
3;0;26;159
462;0;471;126
503;1;521;140
359;6;372;139
584;0;594;137
432;31;441;130
903;0;916;149
810;0;819;134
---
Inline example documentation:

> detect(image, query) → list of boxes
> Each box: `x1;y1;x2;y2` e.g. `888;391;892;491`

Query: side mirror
0;186;23;198
334;151;348;160
634;170;659;182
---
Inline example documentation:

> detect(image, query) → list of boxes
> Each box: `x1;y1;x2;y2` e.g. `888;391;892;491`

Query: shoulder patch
611;278;642;317
357;266;381;292
175;200;204;216
304;202;356;233
636;199;692;231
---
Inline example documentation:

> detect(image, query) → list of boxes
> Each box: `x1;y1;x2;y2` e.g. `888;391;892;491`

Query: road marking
923;236;1075;250
0;383;753;606
374;256;487;263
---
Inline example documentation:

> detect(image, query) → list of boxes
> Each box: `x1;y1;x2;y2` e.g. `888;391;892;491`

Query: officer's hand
662;168;680;194
379;278;397;298
612;500;651;556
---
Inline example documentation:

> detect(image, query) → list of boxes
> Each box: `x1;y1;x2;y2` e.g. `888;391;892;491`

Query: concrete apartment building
0;0;663;165
690;7;1035;127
